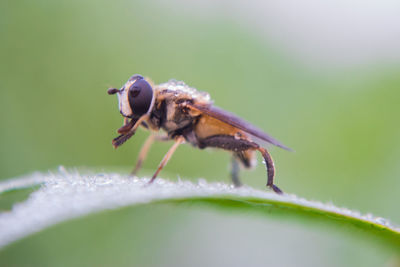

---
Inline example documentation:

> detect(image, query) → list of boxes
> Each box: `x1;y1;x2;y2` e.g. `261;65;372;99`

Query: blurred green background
1;0;400;266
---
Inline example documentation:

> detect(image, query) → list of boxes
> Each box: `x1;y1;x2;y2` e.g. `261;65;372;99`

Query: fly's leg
112;116;147;148
199;134;283;194
199;135;256;188
231;151;255;187
131;134;170;176
230;156;241;187
149;136;185;184
257;147;282;194
131;135;155;176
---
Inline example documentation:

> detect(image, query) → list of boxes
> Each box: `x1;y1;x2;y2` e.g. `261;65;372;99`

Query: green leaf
0;168;399;253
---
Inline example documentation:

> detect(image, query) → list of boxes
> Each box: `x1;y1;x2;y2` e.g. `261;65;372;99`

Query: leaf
0;167;399;250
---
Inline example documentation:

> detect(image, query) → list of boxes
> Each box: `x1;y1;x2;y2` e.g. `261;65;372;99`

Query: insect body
108;74;290;193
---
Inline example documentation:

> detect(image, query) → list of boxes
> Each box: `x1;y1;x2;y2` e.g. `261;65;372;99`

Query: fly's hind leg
231;151;255;187
199;134;283;194
256;147;282;194
230;156;241;187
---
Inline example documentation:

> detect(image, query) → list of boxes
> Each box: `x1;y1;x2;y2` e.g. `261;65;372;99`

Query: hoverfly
108;74;291;193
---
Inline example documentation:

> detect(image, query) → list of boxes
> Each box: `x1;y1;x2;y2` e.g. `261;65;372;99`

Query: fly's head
108;74;155;120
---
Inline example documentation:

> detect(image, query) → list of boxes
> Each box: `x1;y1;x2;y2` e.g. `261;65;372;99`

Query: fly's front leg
112;116;147;148
131;134;170;176
149;136;185;184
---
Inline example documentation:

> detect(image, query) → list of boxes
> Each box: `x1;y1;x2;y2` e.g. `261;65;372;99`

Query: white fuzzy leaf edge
0;167;398;249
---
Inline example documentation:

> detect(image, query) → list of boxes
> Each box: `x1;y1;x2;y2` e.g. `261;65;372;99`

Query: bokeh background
1;0;400;266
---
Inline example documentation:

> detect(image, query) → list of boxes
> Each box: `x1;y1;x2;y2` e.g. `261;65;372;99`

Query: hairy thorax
147;79;212;135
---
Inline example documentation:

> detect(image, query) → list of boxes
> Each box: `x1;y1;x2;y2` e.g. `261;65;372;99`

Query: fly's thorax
155;79;212;106
148;89;198;133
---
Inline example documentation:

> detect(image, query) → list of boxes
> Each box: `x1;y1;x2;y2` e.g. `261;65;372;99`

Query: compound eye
128;74;144;82
128;79;153;117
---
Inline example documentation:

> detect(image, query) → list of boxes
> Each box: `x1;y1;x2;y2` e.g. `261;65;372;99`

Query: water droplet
375;217;390;226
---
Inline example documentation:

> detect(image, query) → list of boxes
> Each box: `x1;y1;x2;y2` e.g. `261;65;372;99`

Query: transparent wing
187;103;292;151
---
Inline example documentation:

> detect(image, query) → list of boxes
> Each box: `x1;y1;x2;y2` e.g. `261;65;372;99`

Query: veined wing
188;103;292;151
